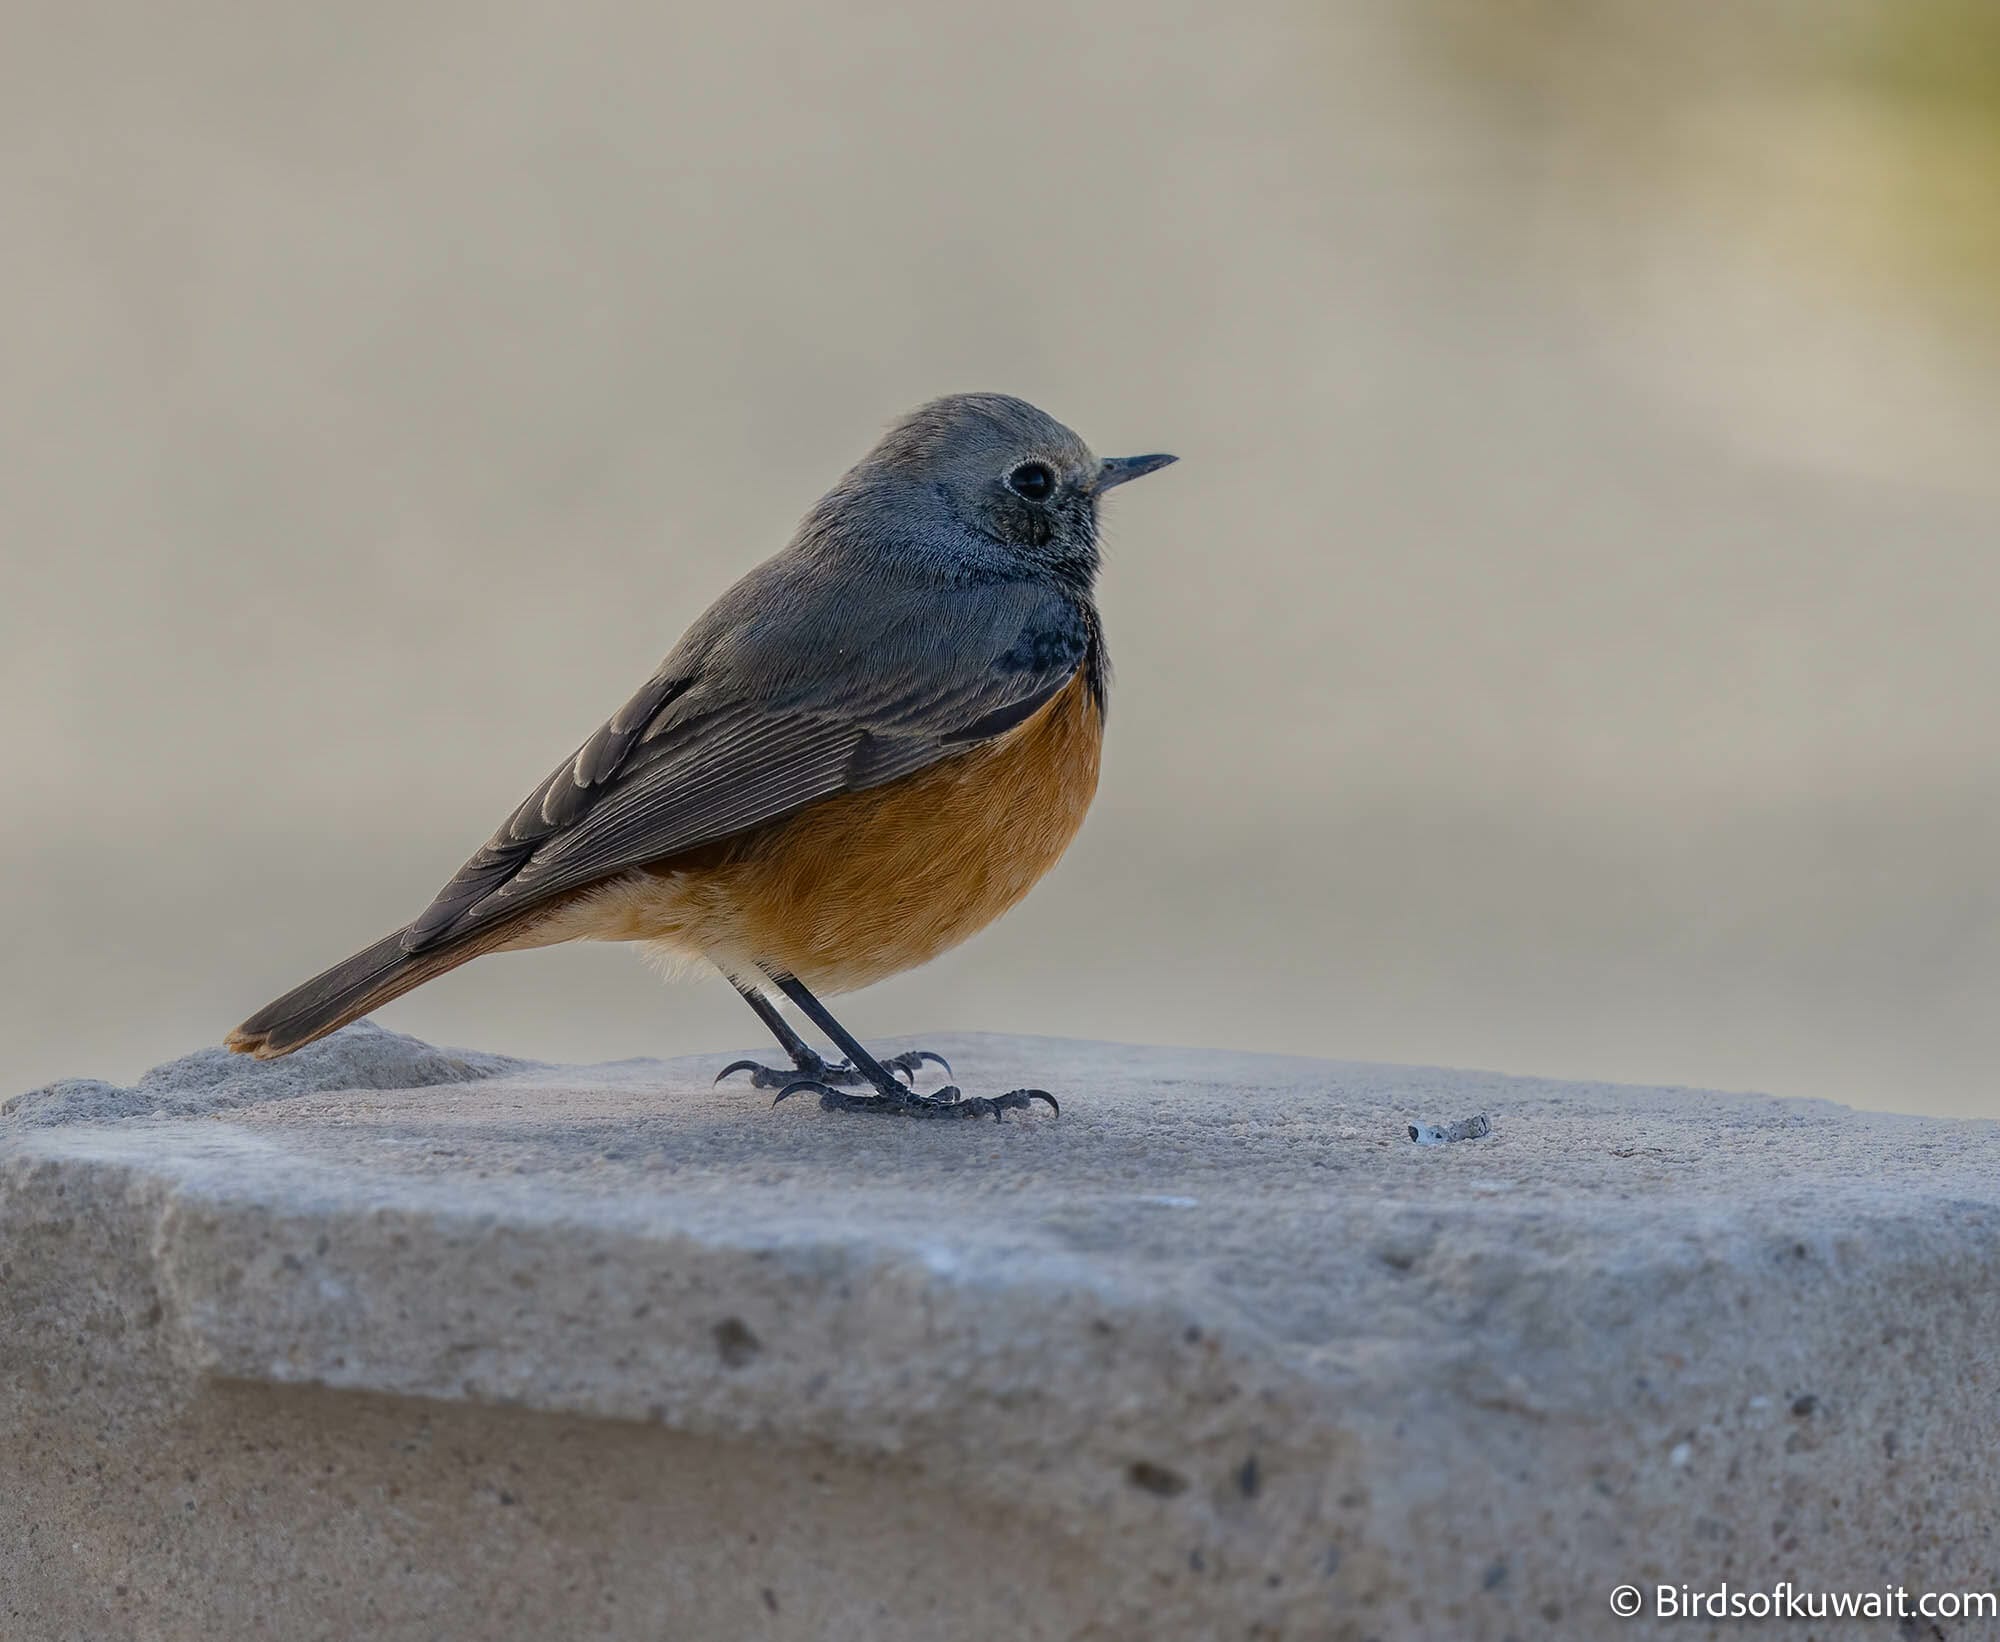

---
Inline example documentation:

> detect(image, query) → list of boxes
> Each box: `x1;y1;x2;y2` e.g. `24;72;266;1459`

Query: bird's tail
225;919;520;1059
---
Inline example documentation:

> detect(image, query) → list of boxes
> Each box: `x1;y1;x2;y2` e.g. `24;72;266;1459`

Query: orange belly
525;671;1104;992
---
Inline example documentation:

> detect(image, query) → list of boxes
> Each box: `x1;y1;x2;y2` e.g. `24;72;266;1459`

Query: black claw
964;1087;1058;1121
875;1049;950;1083
724;1055;865;1090
768;1080;1060;1122
777;1082;910;1115
721;1046;955;1092
821;1089;893;1114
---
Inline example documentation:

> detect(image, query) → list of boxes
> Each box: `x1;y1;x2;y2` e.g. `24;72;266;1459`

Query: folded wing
402;569;1092;953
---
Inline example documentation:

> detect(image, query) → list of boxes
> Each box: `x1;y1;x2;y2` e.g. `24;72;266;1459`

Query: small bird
227;393;1175;1119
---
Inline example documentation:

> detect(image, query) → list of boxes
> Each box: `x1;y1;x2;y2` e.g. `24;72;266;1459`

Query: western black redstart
228;393;1175;1119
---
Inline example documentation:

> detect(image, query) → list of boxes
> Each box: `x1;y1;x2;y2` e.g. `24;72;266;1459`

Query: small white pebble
1670;1442;1693;1468
1408;1114;1492;1145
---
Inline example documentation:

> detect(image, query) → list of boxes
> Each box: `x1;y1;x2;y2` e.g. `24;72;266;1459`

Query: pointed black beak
1096;452;1178;491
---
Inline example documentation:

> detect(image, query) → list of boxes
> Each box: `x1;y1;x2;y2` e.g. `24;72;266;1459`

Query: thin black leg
764;970;908;1096
762;968;1058;1122
712;966;947;1090
727;972;815;1062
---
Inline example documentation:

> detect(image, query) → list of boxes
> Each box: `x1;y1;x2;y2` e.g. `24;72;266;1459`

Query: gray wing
402;563;1090;953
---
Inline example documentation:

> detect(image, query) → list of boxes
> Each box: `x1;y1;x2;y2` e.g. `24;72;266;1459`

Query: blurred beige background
6;0;1999;1116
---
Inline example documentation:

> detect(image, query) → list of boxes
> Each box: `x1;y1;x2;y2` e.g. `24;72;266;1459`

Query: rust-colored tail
225;920;519;1059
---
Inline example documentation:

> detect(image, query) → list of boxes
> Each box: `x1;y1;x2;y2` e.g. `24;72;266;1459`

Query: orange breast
678;670;1104;992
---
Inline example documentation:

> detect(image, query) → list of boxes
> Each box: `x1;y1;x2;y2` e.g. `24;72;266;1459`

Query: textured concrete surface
5;1022;1999;1641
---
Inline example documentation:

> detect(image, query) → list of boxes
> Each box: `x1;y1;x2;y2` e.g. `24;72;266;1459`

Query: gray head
805;393;1175;591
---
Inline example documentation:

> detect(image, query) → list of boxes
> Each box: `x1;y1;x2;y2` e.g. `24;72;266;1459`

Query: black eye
1005;461;1057;502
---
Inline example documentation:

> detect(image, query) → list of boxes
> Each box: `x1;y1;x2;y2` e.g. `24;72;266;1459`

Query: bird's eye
1005;461;1057;502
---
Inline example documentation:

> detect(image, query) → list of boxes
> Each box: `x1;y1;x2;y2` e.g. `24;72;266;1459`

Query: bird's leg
712;970;947;1090
761;969;1058;1122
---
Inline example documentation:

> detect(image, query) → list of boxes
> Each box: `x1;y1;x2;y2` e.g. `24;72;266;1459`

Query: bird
226;393;1176;1119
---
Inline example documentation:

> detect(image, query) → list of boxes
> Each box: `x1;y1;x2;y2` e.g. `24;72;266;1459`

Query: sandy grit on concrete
4;1022;1998;1640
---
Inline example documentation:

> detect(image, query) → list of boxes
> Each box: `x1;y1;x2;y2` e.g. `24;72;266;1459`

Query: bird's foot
715;1046;949;1092
772;1081;1059;1121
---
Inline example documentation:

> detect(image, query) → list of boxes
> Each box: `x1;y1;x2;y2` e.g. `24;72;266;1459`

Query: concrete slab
5;1022;1997;1639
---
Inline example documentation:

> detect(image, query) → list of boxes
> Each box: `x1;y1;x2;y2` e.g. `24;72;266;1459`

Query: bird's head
819;393;1175;590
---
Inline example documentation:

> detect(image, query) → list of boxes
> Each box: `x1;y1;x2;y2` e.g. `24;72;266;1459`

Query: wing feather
402;572;1089;953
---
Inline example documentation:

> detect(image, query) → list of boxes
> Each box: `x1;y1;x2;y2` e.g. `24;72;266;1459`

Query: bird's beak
1095;452;1178;491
